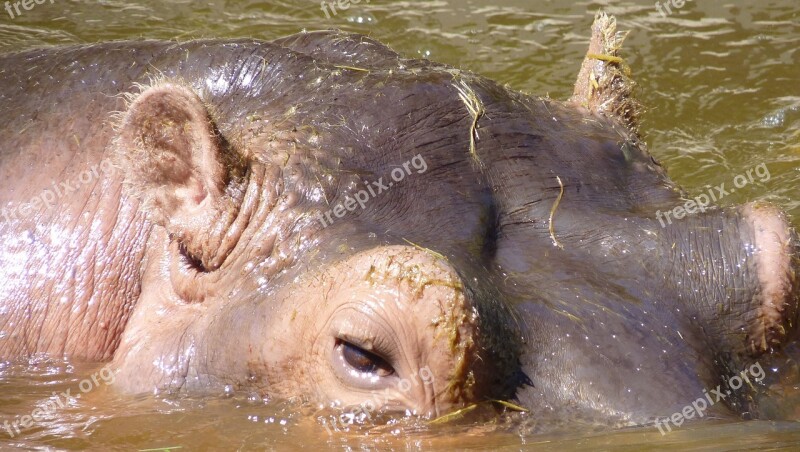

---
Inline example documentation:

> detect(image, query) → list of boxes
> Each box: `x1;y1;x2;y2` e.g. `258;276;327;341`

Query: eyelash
335;339;394;377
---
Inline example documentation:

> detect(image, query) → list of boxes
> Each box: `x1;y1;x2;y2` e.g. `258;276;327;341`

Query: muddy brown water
1;0;799;450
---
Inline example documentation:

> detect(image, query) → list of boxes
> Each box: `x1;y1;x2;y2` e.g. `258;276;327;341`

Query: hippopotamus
1;13;798;433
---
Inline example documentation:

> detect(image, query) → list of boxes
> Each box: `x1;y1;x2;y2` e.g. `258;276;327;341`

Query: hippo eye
335;339;394;377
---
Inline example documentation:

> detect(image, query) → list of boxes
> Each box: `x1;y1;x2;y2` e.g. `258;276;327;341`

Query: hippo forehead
107;33;662;299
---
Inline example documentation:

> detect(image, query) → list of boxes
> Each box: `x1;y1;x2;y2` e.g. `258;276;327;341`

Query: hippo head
108;80;523;417
108;27;799;427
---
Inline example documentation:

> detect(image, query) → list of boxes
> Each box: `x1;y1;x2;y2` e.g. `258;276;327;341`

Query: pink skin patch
742;202;799;355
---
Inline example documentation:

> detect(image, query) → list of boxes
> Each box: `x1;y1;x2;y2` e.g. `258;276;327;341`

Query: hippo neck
0;158;152;361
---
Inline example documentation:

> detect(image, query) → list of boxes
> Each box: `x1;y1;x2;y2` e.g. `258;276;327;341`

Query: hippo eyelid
335;338;395;377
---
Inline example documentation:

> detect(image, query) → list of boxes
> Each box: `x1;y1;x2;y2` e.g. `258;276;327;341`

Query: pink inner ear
193;186;209;205
115;82;231;209
185;175;210;207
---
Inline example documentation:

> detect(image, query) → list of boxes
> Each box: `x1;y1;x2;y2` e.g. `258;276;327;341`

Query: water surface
1;0;799;450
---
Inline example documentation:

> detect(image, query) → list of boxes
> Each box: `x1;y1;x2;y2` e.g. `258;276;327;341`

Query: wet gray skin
0;17;798;431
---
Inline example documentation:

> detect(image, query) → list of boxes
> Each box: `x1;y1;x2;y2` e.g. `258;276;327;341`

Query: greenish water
1;0;799;450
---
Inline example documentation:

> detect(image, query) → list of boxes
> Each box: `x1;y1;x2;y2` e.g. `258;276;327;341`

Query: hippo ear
115;83;245;270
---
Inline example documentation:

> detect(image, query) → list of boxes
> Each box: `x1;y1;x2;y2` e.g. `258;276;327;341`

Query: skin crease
0;18;799;433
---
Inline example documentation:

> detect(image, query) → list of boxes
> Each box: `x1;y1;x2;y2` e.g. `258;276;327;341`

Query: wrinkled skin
0;22;798;431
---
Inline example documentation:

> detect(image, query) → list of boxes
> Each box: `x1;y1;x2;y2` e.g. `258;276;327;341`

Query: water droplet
762;110;785;128
223;385;234;397
347;13;376;24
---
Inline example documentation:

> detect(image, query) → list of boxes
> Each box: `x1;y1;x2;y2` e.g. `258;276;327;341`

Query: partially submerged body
0;13;798;433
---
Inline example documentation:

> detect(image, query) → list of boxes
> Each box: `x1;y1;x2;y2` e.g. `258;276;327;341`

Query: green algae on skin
453;79;485;169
